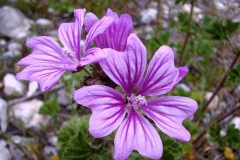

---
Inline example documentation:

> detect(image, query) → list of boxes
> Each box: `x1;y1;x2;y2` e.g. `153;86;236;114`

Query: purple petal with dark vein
19;36;70;66
94;13;132;51
114;108;163;160
84;12;98;33
84;16;114;54
16;63;67;92
100;34;147;96
106;8;119;20
141;96;198;142
79;47;108;66
137;45;180;96
74;85;126;138
58;9;85;60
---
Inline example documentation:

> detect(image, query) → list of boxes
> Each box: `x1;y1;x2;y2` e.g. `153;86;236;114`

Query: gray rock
3;41;22;57
0;98;7;132
26;81;39;97
0;6;32;39
43;146;57;157
176;83;191;92
205;92;219;110
230;117;240;130
9;99;50;128
3;73;25;97
0;140;12;160
140;8;157;24
36;18;54;29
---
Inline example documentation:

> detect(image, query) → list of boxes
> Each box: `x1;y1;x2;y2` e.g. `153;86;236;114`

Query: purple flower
16;9;115;92
84;8;133;51
74;34;198;159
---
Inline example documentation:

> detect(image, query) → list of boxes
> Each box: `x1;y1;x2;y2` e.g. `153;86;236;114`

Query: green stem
178;0;195;66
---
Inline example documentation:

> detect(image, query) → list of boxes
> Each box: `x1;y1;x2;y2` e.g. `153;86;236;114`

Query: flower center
127;94;147;111
62;47;78;63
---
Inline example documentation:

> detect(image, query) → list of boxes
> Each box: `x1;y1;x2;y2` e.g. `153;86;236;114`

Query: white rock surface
230;117;240;130
43;146;57;157
140;8;157;24
0;6;33;39
9;99;50;128
176;83;191;92
3;73;25;97
0;39;7;46
48;136;58;146
0;98;7;132
0;140;12;160
36;18;53;29
205;92;219;110
3;42;22;57
26;81;39;97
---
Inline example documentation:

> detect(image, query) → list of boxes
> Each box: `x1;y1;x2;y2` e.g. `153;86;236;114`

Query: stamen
127;94;147;110
62;47;77;63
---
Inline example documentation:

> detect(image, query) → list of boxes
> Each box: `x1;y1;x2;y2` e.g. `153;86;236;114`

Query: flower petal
79;47;108;66
137;45;180;96
18;36;69;66
100;34;147;96
17;63;66;92
84;16;114;53
58;9;85;60
141;96;198;142
114;108;163;160
94;13;132;51
84;12;98;33
74;85;126;138
106;8;119;20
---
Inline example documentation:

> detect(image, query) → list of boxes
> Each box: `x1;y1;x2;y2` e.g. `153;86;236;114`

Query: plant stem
195;50;240;121
227;37;237;54
178;0;195;66
193;104;240;146
83;68;91;76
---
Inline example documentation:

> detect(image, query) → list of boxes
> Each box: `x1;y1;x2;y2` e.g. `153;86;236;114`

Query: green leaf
57;115;91;158
159;132;183;160
183;119;199;137
146;31;172;54
175;0;189;5
206;19;240;40
38;99;60;118
187;39;215;56
62;132;108;160
226;64;240;87
225;124;240;149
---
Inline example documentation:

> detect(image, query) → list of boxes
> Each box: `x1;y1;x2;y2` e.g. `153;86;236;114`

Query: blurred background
0;0;240;160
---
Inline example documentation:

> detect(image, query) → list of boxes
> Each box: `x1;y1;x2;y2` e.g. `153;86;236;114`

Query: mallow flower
16;9;115;92
74;34;198;159
84;8;133;51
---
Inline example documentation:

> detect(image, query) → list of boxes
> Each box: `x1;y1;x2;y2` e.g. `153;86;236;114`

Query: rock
3;41;22;57
205;92;219;110
215;2;225;11
230;117;240;130
0;39;7;46
36;18;54;29
3;73;25;97
176;83;191;92
58;89;69;106
140;8;157;24
0;98;7;132
48;136;58;146
9;99;50;128
43;146;57;157
0;140;12;160
0;6;33;39
26;81;39;97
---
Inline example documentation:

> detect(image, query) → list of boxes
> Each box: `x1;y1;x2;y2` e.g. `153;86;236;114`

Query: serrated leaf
206;19;240;40
38;99;60;118
57;115;90;157
62;132;108;160
226;64;240;87
183;119;199;137
159;131;183;160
